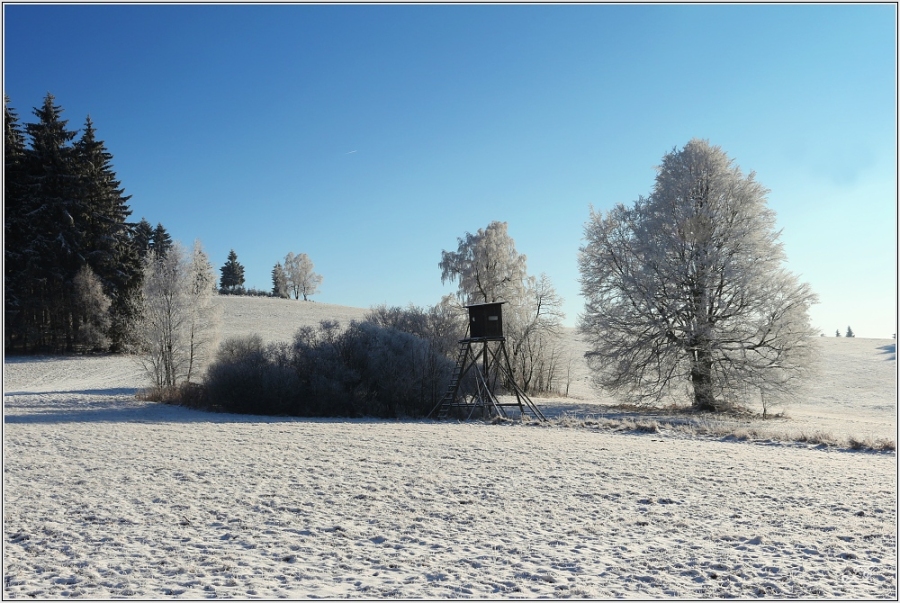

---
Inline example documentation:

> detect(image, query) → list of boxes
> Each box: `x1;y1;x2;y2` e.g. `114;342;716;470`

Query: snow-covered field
3;296;897;598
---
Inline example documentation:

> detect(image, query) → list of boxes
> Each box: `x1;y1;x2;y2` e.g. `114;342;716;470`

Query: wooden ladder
431;340;471;419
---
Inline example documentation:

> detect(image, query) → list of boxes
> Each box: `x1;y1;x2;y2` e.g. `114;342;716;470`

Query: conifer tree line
5;94;171;353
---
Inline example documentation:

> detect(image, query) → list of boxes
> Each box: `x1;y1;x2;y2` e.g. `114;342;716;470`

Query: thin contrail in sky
346;150;357;154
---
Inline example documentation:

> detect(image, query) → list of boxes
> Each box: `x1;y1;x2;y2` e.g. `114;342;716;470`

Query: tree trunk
690;348;716;411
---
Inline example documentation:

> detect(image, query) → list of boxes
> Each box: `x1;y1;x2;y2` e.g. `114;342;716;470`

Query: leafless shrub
203;320;454;418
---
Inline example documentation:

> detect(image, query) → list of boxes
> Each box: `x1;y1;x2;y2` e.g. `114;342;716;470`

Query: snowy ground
3;296;897;598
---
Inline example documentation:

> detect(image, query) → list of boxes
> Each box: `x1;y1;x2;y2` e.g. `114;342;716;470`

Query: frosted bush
204;321;454;418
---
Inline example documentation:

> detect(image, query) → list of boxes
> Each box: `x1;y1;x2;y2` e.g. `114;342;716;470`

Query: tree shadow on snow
877;343;896;361
4;387;389;426
4;387;138;397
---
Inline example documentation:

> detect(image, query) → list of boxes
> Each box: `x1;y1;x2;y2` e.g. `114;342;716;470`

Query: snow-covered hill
3;295;896;598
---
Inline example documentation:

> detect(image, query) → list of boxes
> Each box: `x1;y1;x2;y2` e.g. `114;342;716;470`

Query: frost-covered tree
132;247;188;390
71;264;112;351
132;241;220;391
440;221;567;393
219;249;245;294
440;221;529;305
578;139;818;411
283;252;323;300
186;241;221;382
271;262;289;298
506;272;568;393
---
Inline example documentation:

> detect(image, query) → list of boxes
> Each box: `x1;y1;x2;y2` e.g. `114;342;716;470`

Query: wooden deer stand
428;302;546;422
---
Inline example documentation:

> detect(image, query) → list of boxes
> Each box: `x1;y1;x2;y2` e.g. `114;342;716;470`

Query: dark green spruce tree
219;249;246;294
272;262;288;298
19;94;82;351
131;218;155;259
73;116;142;350
150;222;173;257
5;95;30;349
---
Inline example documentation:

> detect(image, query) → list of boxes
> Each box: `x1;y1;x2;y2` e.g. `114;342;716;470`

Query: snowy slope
3;295;896;598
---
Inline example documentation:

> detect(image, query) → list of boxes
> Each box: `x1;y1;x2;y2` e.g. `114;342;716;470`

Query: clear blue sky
4;4;896;337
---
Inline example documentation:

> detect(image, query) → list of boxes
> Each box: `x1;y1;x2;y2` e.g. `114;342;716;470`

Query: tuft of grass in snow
847;435;897;452
794;430;840;447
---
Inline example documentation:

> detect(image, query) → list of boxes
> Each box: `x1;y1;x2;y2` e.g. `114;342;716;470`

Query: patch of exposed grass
136;382;206;407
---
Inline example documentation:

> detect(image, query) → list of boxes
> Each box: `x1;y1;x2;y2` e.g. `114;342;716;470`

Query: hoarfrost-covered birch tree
440;221;529;305
132;241;220;392
578;139;818;411
440;221;568;393
283;252;323;301
185;240;221;383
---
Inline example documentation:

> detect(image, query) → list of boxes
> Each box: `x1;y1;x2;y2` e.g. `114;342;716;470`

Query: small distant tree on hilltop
283;252;323;301
219;249;245;294
835;330;841;337
846;326;855;338
272;262;289;298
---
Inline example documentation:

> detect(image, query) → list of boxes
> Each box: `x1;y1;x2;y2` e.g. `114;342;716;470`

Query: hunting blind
428;302;546;422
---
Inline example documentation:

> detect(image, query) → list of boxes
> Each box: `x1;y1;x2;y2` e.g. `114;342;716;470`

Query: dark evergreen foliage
12;94;81;351
73;117;142;350
4;95;30;347
150;223;173;257
271;262;288;298
4;94;149;353
219;249;246;294
131;218;155;259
